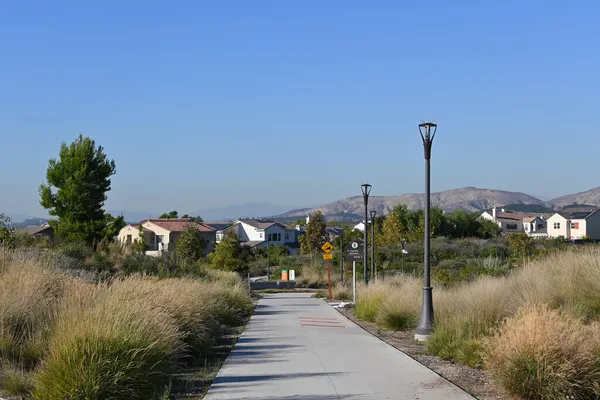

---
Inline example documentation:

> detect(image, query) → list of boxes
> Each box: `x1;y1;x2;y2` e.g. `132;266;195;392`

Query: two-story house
546;210;600;240
216;219;303;253
480;207;550;237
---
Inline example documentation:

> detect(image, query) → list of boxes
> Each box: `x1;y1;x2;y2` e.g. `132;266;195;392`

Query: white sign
351;241;359;249
289;270;295;281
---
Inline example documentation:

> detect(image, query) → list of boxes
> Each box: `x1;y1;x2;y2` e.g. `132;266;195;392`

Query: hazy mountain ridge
276;187;555;221
550;187;600;208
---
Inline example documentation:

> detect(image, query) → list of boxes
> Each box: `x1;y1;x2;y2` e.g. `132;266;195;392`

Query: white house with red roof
118;218;216;256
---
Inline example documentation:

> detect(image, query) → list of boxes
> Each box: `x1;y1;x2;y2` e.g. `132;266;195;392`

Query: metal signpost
345;241;362;303
322;241;334;302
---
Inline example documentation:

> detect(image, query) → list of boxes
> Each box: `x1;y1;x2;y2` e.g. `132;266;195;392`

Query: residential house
19;222;54;240
546;209;600;240
480;207;549;237
217;219;303;254
118;218;216;256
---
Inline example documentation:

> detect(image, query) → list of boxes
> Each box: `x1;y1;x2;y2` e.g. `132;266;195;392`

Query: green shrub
56;242;93;263
355;283;388;322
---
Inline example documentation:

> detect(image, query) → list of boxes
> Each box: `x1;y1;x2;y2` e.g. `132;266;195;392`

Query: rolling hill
550;187;600;208
276;187;547;221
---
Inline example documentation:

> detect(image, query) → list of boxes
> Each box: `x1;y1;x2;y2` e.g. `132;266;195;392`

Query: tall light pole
361;184;372;285
370;210;377;282
339;230;344;284
416;122;437;341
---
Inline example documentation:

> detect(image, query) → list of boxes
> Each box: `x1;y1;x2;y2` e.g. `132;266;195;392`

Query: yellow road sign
321;241;334;253
323;253;333;260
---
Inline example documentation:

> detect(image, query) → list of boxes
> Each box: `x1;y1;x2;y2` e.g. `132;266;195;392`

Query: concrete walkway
205;293;474;400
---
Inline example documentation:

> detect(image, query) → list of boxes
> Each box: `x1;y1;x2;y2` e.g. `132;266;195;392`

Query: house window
571;222;579;229
126;234;132;244
537;224;544;230
285;232;290;240
268;233;281;242
524;225;529;231
260;233;263;238
554;222;560;229
506;224;518;230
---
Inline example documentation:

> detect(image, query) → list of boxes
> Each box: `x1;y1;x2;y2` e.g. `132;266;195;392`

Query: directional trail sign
345;241;363;261
321;242;334;253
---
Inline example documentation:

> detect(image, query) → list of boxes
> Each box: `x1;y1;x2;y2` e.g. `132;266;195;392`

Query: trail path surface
205;293;475;400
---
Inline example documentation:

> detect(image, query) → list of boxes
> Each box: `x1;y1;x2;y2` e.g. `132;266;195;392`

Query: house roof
238;219;293;231
21;225;53;235
204;222;231;232
123;224;152;232
144;219;215;233
495;211;551;223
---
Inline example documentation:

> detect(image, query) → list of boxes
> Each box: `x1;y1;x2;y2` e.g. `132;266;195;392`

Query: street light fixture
370;210;377;282
361;183;372;285
416;122;437;341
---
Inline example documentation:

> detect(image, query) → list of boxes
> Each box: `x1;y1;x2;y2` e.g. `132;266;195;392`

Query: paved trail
205;293;474;400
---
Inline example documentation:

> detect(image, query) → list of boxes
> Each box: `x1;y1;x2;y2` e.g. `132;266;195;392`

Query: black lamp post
266;233;270;281
361;183;372;285
416;122;437;341
370;210;377;282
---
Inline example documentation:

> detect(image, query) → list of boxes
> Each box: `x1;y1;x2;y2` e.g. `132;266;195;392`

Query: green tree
39;135;116;246
508;232;535;261
104;213;126;239
209;232;246;272
299;211;328;254
181;215;204;223
177;225;207;262
160;211;178;219
131;224;147;252
0;213;14;247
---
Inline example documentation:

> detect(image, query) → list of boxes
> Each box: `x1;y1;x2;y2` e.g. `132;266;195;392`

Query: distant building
19;222;54;240
480;207;550;237
118;218;216;256
546;209;600;240
216;219;303;254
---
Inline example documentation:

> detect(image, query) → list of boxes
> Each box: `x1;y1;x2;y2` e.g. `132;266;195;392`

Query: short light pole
361;183;372;285
339;230;344;284
401;240;407;274
416;122;437;341
370;210;377;282
266;233;270;281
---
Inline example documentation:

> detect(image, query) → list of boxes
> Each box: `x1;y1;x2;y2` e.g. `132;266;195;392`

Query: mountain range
274;186;600;221
6;187;600;225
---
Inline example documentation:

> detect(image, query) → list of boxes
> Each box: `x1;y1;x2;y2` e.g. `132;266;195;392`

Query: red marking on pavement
300;319;341;324
301;323;345;328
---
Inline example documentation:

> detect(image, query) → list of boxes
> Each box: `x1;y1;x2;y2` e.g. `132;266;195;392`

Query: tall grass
33;287;184;400
484;304;600;399
0;246;254;399
354;247;600;396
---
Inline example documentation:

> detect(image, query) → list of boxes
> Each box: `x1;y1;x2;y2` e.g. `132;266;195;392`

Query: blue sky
1;1;599;217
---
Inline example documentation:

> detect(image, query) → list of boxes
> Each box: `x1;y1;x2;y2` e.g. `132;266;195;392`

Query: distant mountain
550;187;600;208
195;203;300;222
276;187;547;221
107;210;156;224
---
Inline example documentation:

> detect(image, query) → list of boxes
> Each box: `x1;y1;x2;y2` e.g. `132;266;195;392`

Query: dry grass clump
484;304;600;399
374;277;421;331
331;282;352;301
355;281;391;322
33;287;184;399
0;247;254;399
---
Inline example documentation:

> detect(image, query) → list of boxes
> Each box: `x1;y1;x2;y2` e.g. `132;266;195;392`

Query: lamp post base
415;286;434;341
414;333;431;342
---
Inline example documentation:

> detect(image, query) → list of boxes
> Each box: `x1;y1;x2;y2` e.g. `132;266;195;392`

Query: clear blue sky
1;1;599;217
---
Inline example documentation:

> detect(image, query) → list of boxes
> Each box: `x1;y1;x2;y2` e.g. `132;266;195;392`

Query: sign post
322;241;334;302
345;241;363;304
